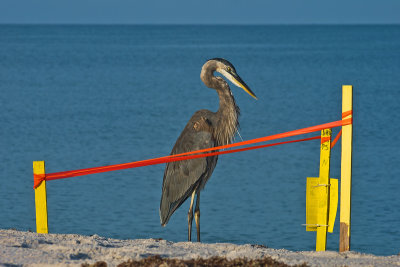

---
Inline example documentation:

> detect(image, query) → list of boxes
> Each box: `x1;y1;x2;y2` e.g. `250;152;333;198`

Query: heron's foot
195;210;200;242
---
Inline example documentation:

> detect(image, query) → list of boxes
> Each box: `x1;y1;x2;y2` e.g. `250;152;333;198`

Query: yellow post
315;129;331;251
33;161;48;233
340;85;353;252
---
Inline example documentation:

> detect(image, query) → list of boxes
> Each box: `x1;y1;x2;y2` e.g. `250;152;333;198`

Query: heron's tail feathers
160;195;173;226
160;182;199;226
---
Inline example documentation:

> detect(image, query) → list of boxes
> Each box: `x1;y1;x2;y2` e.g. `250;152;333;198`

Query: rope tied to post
33;112;352;189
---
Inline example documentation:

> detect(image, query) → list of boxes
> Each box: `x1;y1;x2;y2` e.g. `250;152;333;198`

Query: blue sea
0;25;399;256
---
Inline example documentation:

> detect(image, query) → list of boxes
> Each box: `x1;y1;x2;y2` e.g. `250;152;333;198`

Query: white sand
0;229;399;267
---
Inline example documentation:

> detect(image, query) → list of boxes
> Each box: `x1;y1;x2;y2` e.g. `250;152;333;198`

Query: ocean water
0;25;399;256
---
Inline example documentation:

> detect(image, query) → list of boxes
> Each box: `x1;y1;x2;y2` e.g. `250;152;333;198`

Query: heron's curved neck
200;64;240;146
215;86;240;146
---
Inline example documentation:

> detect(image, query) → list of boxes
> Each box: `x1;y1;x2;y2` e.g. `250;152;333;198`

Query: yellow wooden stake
340;85;353;252
315;129;331;251
33;161;48;233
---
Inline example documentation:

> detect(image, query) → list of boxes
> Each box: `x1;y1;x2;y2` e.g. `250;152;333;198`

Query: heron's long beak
232;74;258;100
218;68;258;100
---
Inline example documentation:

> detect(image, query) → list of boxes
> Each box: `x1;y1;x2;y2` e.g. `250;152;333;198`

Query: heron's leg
194;192;200;242
187;190;196;241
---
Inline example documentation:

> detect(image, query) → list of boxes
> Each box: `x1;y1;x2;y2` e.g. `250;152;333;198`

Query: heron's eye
227;67;231;72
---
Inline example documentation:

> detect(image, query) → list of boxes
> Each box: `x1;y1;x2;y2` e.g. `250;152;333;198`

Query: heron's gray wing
160;116;216;225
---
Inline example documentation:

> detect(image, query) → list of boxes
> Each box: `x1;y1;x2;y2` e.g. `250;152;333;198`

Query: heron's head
210;58;257;100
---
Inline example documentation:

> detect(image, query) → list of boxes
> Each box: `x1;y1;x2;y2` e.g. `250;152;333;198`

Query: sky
0;0;399;25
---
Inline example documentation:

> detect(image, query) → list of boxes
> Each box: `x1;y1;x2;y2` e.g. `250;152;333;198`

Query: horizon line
0;22;399;27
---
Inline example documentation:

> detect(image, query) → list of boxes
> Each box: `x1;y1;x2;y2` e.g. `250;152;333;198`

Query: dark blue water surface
0;25;399;255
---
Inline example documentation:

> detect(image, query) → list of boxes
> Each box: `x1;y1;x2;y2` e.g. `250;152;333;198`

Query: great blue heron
160;58;257;242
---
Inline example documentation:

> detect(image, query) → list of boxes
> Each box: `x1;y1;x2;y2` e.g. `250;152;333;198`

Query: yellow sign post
340;85;353;252
306;129;338;251
33;161;48;233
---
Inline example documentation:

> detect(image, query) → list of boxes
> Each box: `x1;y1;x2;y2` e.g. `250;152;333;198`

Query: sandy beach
0;229;399;266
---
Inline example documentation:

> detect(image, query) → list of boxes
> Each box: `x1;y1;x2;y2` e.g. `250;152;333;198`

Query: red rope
342;110;353;119
329;110;352;149
321;136;331;144
331;129;342;149
33;115;352;189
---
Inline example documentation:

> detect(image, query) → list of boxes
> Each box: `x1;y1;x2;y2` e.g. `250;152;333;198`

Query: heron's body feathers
160;110;218;226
